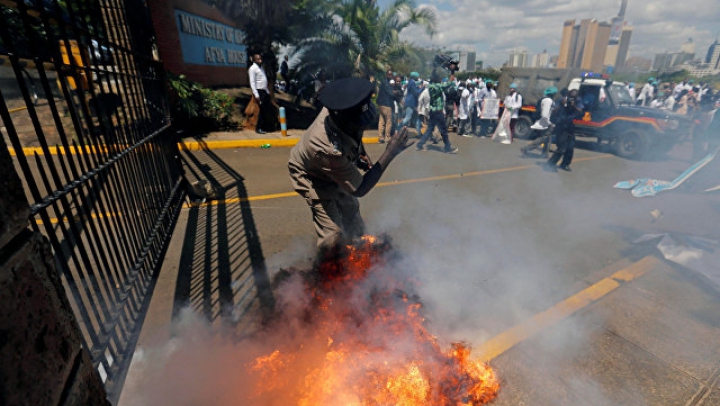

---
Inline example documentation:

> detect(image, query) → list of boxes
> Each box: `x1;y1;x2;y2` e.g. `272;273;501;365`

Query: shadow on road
174;139;275;334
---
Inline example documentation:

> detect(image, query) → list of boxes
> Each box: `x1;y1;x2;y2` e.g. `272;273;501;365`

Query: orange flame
247;235;499;405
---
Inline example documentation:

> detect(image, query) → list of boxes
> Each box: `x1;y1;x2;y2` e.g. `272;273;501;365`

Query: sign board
175;9;247;67
609;17;623;45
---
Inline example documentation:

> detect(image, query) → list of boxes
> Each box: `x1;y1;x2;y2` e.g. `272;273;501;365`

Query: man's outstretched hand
353;127;413;197
386;127;415;157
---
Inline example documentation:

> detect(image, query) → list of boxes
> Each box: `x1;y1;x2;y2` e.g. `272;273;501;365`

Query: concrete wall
147;0;248;87
0;137;108;405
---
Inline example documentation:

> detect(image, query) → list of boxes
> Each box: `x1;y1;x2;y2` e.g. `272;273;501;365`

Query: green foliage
288;0;437;80
167;73;235;131
199;87;234;125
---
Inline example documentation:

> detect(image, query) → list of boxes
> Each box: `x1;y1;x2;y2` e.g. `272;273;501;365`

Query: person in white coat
521;86;558;158
503;83;523;141
477;80;498;136
458;83;472;136
636;78;654;107
467;81;479;135
627;82;636;101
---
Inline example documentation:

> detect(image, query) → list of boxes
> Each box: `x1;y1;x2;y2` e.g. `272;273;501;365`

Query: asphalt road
121;133;720;406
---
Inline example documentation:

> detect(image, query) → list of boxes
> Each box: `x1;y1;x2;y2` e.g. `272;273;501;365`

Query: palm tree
290;0;437;80
349;0;436;74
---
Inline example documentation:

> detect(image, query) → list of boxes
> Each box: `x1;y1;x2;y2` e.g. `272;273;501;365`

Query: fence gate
0;0;184;401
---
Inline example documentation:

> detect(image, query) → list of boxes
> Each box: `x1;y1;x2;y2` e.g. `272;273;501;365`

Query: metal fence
0;0;184;401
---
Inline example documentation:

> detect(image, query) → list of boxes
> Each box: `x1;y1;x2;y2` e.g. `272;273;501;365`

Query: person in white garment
500;83;522;142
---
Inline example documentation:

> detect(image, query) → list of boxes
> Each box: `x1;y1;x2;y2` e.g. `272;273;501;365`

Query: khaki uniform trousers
309;190;365;249
377;105;393;142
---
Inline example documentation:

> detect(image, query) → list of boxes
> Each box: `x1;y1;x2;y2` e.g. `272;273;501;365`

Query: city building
605;0;627;68
507;47;530;68
652;39;696;72
680;37;696;54
458;51;477;72
559;0;632;72
676;61;719;77
615;26;633;69
532;49;550;68
557;20;577;69
557;18;611;72
706;39;720;70
674;39;720;76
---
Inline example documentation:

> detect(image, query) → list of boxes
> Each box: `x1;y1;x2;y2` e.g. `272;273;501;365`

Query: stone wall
0;137;109;405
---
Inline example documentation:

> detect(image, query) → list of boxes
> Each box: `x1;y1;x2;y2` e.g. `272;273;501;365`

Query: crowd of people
366;67;720;170
628;77;719;115
282;62;720;255
370;69;508;154
366;67;586;170
264;55;720;167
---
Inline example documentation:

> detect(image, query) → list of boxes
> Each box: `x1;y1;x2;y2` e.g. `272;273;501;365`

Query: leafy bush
167;73;236;131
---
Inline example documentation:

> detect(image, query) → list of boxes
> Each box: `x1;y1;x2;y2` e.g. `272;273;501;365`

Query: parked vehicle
568;77;690;158
497;67;692;159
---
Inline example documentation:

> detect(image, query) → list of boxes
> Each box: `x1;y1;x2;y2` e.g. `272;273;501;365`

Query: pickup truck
566;78;690;158
497;67;691;159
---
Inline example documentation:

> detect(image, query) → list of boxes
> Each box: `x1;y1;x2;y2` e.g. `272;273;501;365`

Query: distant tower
609;0;628;46
605;0;631;69
680;38;695;54
618;0;628;18
706;38;720;70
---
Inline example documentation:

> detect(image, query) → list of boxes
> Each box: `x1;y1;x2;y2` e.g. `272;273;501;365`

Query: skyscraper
557;20;578;69
507;47;530;68
605;0;632;69
680;38;695;54
532;49;550;68
584;20;612;71
557;19;610;72
615;25;633;69
609;0;628;46
618;0;628;18
559;0;632;71
707;39;720;70
458;51;476;72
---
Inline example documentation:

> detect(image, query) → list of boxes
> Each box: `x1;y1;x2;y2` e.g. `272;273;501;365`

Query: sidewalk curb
178;138;300;150
179;135;383;151
7;140;296;157
9;135;384;156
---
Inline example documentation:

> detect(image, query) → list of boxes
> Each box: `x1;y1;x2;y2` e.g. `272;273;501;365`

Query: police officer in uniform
288;77;413;252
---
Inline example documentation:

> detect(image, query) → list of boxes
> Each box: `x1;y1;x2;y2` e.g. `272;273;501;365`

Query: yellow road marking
35;154;611;219
31;151;651;364
184;155;610;208
477;255;660;361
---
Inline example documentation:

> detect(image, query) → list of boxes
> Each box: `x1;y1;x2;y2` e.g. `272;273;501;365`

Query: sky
378;0;720;68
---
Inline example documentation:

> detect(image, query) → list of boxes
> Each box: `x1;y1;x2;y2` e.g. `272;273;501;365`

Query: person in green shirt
414;71;459;154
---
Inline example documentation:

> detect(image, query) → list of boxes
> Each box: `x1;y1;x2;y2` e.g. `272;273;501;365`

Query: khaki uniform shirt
288;109;364;201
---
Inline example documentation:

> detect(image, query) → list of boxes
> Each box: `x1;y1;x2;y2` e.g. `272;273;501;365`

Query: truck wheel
514;116;533;139
616;131;645;159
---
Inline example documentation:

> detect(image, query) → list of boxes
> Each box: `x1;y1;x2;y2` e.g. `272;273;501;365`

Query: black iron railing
0;0;183;401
